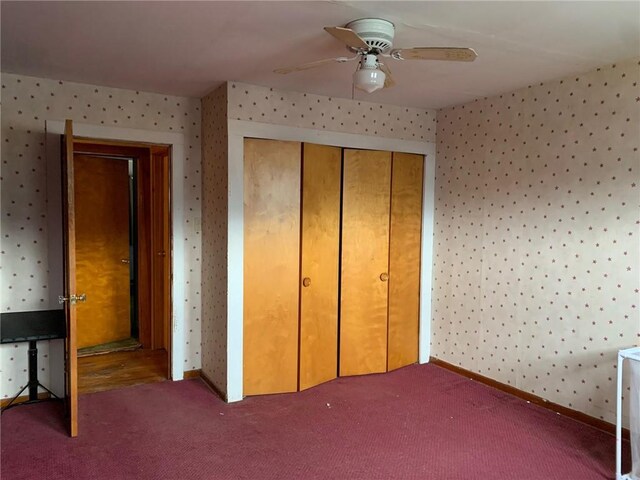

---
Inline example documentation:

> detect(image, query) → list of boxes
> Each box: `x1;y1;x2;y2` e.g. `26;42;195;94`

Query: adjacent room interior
0;2;638;479
72;139;172;395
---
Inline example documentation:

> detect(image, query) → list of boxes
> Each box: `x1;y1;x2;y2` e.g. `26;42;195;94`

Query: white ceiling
2;1;639;109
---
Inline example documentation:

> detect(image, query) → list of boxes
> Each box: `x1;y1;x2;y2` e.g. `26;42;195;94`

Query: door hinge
58;293;87;305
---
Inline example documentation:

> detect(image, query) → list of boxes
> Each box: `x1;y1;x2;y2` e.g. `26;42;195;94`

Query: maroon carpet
1;364;627;479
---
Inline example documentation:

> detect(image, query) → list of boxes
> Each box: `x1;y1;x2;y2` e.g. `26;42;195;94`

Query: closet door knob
302;277;311;287
379;273;389;282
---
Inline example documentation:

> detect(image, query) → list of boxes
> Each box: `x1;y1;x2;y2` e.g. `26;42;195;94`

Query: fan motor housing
345;18;395;53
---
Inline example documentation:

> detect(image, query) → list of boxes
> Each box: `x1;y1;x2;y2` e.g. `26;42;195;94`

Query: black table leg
28;340;38;401
1;339;60;413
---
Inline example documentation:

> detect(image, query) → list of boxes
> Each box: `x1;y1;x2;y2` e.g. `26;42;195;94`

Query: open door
61;119;79;437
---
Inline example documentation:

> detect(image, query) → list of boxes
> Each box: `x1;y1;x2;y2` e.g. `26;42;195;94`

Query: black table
1;310;66;412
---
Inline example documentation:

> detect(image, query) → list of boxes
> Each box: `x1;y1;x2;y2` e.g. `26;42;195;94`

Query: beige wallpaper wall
201;84;229;392
433;59;640;423
0;73;202;399
227;81;436;143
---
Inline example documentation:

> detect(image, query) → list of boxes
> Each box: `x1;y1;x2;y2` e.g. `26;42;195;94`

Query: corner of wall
200;83;230;395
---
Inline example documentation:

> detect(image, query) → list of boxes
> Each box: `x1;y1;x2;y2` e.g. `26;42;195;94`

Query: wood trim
183;369;201;379
150;145;172;355
430;357;630;440
136;148;153;348
1;392;51;408
74;136;171;149
72;142;149;159
199;371;228;402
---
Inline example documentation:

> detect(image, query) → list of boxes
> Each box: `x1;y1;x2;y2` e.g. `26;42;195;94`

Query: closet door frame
226;120;435;402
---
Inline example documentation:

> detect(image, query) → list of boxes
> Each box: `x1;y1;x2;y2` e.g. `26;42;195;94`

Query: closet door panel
387;152;424;371
243;138;301;395
299;143;341;390
340;149;391;377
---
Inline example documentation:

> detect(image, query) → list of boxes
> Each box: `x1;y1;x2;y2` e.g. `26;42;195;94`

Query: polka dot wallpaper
433;58;640;424
0;73;202;399
201;84;228;391
227;82;436;143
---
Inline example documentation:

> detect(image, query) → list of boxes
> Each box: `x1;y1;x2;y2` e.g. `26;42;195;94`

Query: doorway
71;139;172;394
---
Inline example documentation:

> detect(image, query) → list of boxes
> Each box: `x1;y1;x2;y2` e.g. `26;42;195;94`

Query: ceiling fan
274;18;477;93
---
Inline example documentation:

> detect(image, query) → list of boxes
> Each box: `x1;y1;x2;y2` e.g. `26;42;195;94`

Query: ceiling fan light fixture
353;68;386;93
274;17;477;92
353;53;385;93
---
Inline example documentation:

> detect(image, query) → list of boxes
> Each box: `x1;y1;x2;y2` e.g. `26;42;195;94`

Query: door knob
379;273;389;282
157;251;166;257
121;258;130;264
302;277;311;287
58;293;87;305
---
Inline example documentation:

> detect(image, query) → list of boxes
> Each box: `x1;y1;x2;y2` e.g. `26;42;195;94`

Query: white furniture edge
617;346;640;480
45;120;187;383
226;118;436;402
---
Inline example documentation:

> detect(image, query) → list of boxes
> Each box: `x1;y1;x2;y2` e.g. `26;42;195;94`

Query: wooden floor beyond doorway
78;349;168;394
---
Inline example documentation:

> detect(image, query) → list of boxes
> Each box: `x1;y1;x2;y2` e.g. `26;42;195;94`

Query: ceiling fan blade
274;56;352;74
324;26;369;50
377;62;395;88
391;47;477;62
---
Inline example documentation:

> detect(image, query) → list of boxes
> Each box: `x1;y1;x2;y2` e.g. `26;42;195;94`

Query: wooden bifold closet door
340;149;392;377
243;139;301;395
387;152;424;371
299;143;341;391
243;139;424;396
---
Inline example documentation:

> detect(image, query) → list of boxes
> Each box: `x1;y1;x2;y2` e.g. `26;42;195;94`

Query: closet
243;138;423;396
